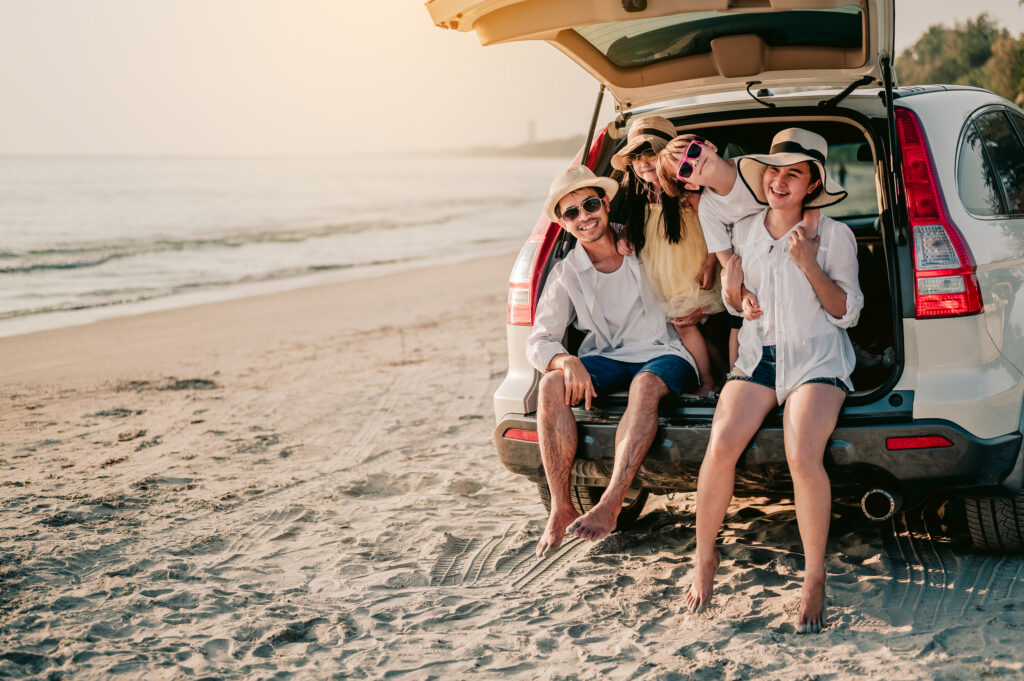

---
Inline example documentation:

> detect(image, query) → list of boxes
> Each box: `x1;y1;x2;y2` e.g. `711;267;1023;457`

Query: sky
0;0;1021;156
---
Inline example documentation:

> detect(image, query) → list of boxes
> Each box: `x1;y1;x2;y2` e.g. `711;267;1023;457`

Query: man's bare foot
684;550;720;612
797;573;826;634
567;498;620;541
536;506;579;559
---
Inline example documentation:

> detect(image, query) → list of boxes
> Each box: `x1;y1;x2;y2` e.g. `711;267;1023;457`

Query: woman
611;116;722;396
684;128;863;634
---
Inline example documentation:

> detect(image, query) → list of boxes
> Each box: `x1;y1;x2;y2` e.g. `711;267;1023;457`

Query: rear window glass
957;121;1006;216
822;142;876;220
975;110;1024;214
575;6;863;69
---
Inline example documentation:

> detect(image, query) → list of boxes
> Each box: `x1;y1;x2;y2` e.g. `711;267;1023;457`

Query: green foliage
896;13;1024;104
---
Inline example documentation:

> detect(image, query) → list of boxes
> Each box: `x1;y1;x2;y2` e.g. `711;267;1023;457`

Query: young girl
684;128;862;634
611;116;722;396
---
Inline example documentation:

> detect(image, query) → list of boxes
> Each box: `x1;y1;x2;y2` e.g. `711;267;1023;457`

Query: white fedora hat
737;128;847;209
543;165;619;223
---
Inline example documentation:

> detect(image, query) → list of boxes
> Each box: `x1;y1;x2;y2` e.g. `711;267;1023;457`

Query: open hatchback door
426;0;894;110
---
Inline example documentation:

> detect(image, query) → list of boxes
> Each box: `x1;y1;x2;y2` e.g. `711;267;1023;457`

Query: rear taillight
507;128;609;326
896;108;983;319
508;218;559;326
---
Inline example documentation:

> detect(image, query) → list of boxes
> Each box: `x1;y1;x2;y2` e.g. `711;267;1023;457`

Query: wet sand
1;253;1022;680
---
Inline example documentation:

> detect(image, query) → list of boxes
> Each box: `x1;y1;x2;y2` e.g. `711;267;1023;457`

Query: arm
525;268;574;373
787;222;862;324
695;252;717;290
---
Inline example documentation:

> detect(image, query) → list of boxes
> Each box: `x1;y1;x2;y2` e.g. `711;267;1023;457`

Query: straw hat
737;128;846;208
610;115;677;172
543;165;619;223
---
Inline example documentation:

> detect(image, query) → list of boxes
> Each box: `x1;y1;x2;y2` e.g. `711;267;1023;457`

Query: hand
671;307;705;332
616;235;634;256
555;356;598;410
695;260;715;290
721;253;743;299
741;290;762;320
787;224;821;274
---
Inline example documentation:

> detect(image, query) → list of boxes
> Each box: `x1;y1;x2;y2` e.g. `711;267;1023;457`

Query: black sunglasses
675;140;705;180
560;196;603;222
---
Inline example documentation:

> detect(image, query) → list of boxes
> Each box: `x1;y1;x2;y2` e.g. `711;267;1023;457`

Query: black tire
536;481;649;532
963;493;1024;553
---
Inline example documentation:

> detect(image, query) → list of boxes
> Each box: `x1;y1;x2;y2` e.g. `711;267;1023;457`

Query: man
528;165;698;558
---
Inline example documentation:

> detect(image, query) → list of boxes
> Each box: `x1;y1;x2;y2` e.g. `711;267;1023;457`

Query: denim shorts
579;354;697;397
725;345;849;393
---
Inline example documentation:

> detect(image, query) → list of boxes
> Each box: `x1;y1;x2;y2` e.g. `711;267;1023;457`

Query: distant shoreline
430;134;586;158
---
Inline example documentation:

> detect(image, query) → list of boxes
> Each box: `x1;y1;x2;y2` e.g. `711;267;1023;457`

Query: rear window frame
956;105;1024;220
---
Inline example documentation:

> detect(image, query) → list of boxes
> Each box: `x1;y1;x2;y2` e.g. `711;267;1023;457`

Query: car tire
536;481;649;532
963;493;1024;553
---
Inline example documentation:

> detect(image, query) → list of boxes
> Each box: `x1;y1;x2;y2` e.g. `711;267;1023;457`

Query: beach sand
1;254;1022;680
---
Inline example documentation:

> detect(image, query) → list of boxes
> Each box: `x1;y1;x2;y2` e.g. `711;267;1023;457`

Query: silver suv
428;0;1024;552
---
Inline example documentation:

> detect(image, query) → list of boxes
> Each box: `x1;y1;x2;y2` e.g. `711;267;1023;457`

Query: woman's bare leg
782;382;846;633
685;379;778;610
677;325;717;396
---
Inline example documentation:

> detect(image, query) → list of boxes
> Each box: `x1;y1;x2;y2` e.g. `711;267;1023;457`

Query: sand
1;253;1022;680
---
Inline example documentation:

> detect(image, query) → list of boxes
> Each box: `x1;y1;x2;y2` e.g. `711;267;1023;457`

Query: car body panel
426;0;894;110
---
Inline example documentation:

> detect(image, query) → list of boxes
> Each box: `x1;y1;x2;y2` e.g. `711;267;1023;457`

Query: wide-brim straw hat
737;128;847;209
610;115;677;172
543;165;619;223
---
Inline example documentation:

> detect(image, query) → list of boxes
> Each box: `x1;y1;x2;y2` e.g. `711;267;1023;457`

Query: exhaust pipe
861;488;902;521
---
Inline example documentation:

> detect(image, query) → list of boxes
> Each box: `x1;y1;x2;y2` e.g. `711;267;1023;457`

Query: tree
896;13;1024;105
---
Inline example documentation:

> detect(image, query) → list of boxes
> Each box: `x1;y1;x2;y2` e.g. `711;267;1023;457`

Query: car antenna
818;75;876;108
581;84;606;167
745;81;775;109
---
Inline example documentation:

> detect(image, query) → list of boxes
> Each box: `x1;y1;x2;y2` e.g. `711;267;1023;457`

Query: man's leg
536;370;581;558
569;370;670;541
782;382;846;633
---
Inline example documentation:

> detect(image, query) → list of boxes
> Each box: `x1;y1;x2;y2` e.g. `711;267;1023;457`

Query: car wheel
535;481;649;532
963;493;1024;553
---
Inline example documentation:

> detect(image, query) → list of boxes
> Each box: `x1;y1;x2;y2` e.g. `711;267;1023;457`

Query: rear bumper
495;413;1024;499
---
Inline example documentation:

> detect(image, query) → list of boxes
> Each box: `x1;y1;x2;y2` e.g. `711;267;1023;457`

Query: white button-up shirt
527;241;696;376
727;211;864;403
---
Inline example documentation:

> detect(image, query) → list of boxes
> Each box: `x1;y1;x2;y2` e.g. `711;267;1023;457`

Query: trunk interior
553;112;901;408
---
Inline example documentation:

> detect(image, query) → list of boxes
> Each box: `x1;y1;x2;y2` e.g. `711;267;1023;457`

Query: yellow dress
641;202;725;320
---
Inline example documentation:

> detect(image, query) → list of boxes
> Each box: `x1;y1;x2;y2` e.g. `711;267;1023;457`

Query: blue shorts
579;354;697;397
725;346;849;393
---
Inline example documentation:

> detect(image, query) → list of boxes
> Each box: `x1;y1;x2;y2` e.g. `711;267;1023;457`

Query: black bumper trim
494;416;1023;498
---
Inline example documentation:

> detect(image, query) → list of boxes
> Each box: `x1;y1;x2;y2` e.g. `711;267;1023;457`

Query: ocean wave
2;198;534;275
0;257;416;320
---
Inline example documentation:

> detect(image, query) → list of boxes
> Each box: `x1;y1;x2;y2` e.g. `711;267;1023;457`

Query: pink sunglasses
675;140;705;180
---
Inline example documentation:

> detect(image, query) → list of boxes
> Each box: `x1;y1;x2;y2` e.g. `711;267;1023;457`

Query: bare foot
536;506;579;558
567;498;620;541
684;550;720;612
696;380;720;398
797;573;826;634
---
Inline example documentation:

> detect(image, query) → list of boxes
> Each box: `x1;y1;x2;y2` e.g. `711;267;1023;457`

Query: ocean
0;155;567;337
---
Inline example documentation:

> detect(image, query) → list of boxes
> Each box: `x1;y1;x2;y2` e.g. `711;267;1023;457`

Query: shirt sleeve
822;220;864;328
526;263;575;372
697;197;733;254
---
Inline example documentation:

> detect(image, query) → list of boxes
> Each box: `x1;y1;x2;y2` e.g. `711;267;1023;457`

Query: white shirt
527;242;697;375
725;211;864;403
697;170;763;254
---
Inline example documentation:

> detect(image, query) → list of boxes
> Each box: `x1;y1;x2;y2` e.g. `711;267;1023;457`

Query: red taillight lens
896;108;983;319
503;428;539;442
507;129;609;326
886;435;954;450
